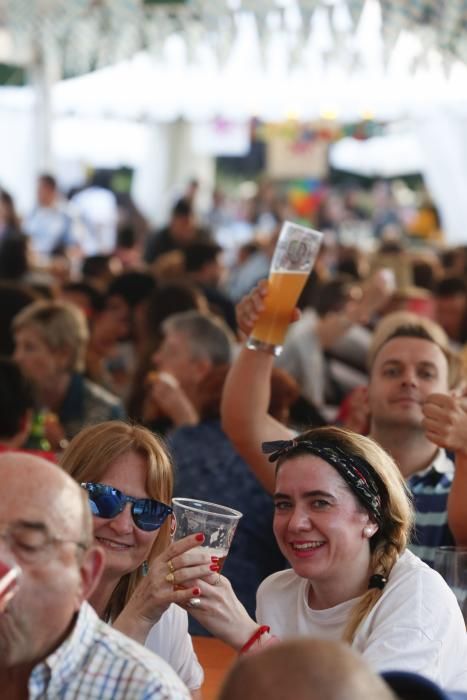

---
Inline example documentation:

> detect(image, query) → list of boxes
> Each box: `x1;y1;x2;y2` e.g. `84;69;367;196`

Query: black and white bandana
262;438;384;524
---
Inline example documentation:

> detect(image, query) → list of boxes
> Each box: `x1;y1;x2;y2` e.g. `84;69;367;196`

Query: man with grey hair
147;310;284;631
0;452;190;699
146;310;234;429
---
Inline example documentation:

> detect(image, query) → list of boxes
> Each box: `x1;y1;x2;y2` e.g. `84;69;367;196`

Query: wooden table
192;636;237;700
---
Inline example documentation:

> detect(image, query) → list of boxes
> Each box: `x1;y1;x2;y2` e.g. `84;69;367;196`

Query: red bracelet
239;625;271;654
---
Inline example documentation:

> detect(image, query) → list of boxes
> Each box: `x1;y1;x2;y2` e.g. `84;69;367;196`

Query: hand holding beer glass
246;221;323;356
171;498;242;605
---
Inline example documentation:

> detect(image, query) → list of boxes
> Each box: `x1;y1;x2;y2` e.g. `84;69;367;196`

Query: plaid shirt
28;602;190;699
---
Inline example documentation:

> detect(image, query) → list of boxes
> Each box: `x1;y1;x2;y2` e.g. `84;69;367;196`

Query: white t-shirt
144;605;204;690
256;550;467;692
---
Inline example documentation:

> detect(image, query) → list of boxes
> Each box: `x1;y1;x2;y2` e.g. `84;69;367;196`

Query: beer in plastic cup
172;498;242;569
247;221;323;356
172;498;242;602
433;547;467;626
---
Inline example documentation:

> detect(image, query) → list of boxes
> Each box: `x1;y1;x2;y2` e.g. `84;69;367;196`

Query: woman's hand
181;575;259;651
236;280;268;338
113;533;217;644
235;279;300;339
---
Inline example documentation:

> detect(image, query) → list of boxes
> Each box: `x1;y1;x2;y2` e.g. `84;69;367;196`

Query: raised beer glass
247;221;323;356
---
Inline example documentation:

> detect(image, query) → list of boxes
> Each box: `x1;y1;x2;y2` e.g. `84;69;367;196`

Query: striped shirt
408;449;455;567
28;601;190;699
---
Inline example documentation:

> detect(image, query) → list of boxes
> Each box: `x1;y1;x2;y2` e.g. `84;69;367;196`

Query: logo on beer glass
287;238;310;266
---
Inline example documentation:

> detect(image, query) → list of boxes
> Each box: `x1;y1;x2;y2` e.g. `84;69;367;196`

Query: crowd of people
0;172;466;699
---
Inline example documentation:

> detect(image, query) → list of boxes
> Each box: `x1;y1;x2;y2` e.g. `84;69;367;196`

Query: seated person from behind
0;452;190;699
219;638;467;700
218;638;397;700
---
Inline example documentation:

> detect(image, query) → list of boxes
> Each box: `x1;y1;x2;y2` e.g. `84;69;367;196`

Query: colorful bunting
2;1;467;83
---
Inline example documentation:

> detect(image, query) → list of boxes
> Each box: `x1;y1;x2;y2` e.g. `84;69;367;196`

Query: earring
363;526;375;538
141;560;149;576
170;513;177;537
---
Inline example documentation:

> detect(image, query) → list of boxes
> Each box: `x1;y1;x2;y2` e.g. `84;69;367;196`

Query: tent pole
29;37;53;178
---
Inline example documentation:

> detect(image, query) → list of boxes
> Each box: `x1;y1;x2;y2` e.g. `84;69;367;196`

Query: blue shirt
408;449;455;567
25;204;81;256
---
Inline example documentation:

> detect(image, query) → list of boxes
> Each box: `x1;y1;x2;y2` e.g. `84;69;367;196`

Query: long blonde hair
276;425;414;643
59;420;174;619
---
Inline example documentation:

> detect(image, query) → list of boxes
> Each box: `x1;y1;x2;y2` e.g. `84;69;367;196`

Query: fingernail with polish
195;533;205;542
192;587;201;596
211;556;219;563
210;564;220;571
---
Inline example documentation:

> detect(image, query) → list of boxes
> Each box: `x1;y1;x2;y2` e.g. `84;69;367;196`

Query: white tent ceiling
0;0;467;123
2;0;467;76
1;0;467;244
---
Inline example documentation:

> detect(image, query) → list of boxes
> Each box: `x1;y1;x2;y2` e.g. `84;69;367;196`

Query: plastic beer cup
172;498;242;604
172;498;242;569
247;221;323;356
433;547;467;626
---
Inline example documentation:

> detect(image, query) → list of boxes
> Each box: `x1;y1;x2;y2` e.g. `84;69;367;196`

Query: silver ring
187;597;201;608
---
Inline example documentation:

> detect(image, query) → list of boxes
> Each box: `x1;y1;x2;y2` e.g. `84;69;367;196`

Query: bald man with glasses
0;452;190;700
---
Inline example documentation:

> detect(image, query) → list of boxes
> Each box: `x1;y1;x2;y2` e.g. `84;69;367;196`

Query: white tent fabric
415;106;467;246
1;1;467;240
329;132;424;178
3;0;467;84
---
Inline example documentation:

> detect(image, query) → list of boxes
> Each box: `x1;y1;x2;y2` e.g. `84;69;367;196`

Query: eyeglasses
81;482;173;532
0;520;88;564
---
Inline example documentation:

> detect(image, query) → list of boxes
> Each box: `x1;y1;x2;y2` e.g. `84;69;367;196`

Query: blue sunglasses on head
81;482;173;532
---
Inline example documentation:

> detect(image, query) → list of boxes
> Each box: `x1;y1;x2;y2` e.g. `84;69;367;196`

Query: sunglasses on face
81;482;172;532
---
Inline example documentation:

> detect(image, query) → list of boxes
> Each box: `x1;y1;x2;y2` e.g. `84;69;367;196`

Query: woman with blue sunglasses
60;421;218;698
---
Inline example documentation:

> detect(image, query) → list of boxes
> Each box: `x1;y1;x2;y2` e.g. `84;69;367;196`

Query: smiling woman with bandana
176;426;467;693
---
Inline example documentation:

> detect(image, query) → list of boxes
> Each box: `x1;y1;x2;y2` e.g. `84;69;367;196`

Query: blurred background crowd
0;166;466;447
